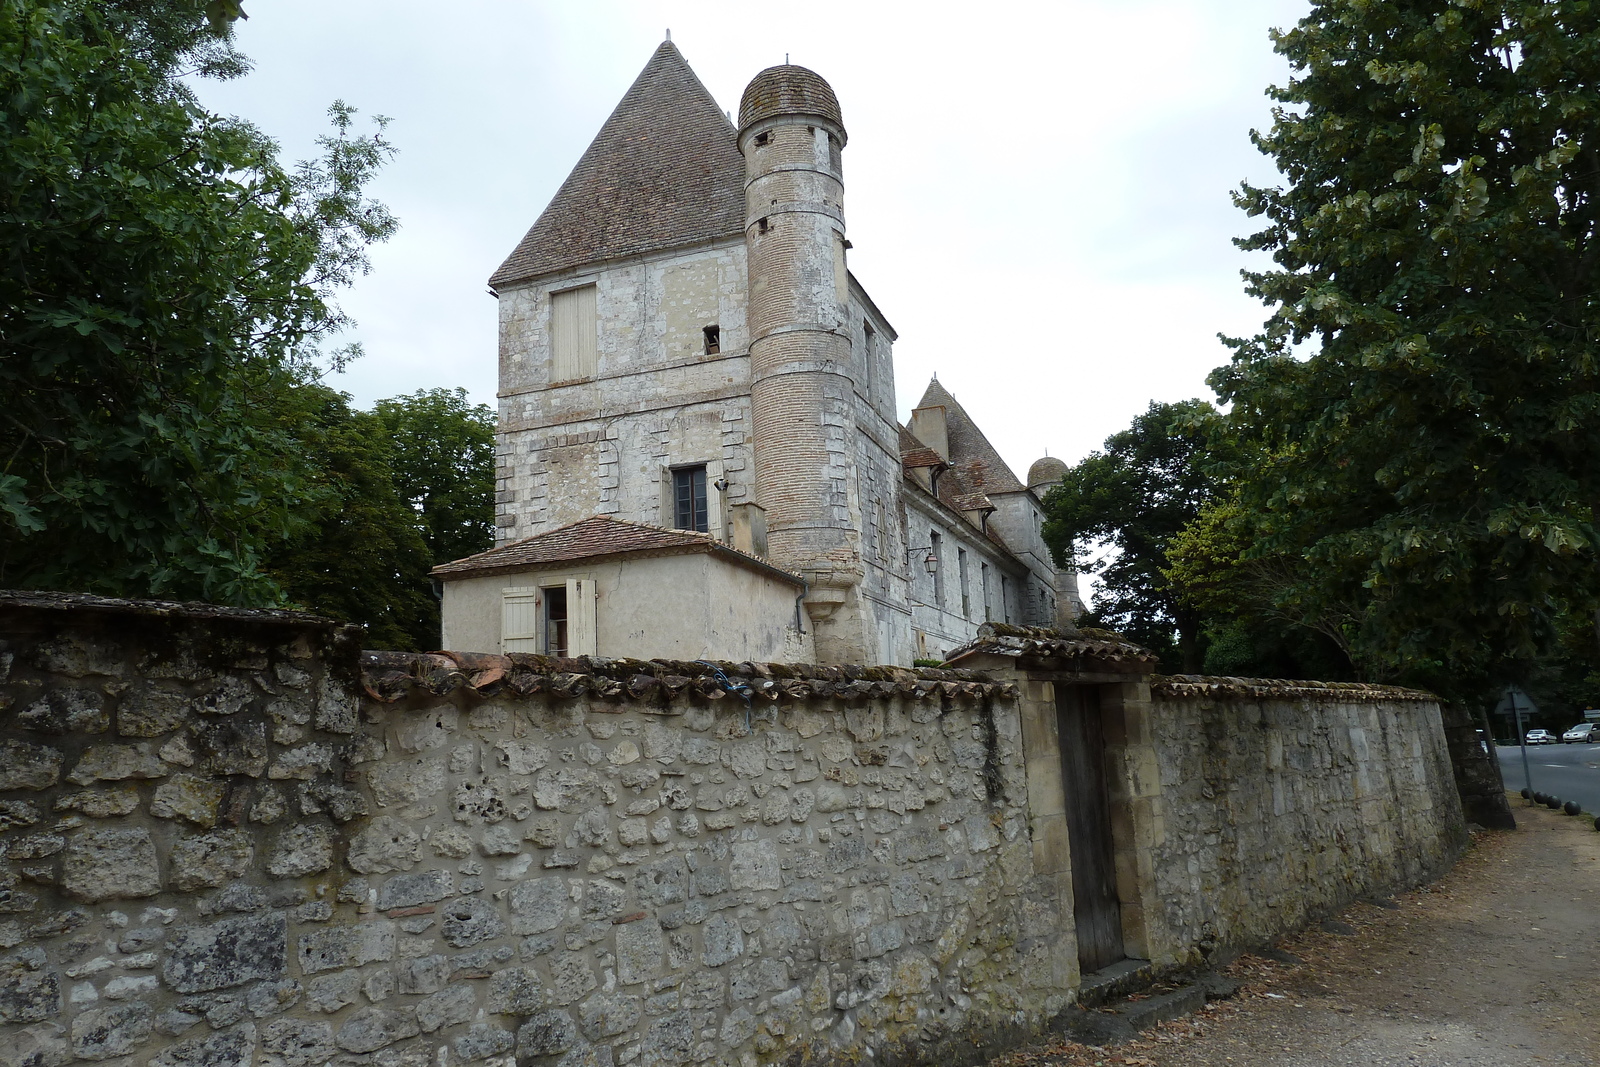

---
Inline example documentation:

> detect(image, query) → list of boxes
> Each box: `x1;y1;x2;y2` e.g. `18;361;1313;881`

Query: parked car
1525;728;1556;745
1561;723;1599;743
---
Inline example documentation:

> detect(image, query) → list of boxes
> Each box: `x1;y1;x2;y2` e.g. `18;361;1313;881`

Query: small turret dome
739;64;844;139
1027;456;1068;492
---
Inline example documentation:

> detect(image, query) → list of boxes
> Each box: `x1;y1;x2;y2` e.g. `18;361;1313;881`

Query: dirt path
993;796;1600;1067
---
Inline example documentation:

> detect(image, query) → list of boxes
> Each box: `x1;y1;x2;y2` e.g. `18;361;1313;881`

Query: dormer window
703;325;720;355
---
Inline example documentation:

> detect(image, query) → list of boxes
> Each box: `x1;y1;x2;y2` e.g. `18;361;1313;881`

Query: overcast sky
198;0;1308;479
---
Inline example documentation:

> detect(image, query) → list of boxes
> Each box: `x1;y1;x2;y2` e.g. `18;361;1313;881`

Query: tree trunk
1176;610;1203;674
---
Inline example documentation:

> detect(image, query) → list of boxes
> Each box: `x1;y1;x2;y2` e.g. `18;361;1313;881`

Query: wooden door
1057;684;1124;974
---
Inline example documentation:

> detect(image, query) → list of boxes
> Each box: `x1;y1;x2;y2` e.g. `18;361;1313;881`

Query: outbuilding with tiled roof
432;517;811;663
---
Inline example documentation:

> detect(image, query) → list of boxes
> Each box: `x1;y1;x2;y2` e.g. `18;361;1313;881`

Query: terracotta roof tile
431;516;802;586
897;425;946;472
944;624;1159;673
1152;675;1438;702
489;42;746;290
901;449;945;471
360;649;1016;703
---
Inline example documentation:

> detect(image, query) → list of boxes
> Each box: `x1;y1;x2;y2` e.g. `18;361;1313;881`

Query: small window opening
862;322;875;400
673;466;709;533
753;131;771;147
958;547;971;619
703;325;721;354
544;586;569;657
756;218;770;234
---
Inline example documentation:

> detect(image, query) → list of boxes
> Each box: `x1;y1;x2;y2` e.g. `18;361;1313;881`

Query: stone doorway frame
946;631;1173;992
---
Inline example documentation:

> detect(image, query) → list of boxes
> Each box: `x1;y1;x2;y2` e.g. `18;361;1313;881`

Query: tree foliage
1213;0;1600;696
262;386;437;650
0;0;394;603
1041;400;1219;672
1165;496;1360;680
371;389;496;567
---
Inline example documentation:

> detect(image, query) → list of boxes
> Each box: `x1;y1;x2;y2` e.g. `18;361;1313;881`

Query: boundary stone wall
0;596;1467;1067
1147;676;1468;959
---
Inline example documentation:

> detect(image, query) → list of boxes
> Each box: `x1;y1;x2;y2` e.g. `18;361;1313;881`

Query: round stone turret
1028;456;1069;492
738;65;845;141
738;62;869;663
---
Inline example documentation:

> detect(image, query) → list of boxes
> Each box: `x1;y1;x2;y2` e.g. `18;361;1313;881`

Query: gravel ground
990;795;1600;1067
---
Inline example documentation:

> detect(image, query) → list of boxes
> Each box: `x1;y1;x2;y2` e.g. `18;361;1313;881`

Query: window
862;322;875;400
930;531;944;609
505;580;595;657
753;131;771;147
673;466;709;532
756;217;770;234
981;562;991;621
958;548;970;619
551;285;597;380
703;325;720;355
1001;575;1012;624
544;585;569;657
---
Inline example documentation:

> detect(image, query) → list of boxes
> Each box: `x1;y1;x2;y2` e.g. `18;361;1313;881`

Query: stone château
434;42;1081;666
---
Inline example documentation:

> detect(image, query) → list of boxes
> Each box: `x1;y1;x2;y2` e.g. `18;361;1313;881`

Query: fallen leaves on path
988;807;1600;1067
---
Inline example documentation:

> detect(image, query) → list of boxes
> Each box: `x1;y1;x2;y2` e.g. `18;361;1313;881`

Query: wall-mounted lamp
713;478;729;492
905;545;939;575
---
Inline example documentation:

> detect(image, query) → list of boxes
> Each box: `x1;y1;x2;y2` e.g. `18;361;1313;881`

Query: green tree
1214;0;1600;698
0;0;394;603
1165;497;1360;680
371;388;496;566
1041;400;1220;672
263;385;436;650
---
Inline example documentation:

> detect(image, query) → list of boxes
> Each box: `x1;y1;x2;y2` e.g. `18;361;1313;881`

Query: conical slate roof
489;42;746;290
913;379;1028;495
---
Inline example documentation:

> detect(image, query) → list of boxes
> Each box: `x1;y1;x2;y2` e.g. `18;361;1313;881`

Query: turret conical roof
490;42;745;289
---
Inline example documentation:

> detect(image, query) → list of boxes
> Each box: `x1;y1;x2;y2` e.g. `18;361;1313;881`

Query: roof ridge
490;42;745;289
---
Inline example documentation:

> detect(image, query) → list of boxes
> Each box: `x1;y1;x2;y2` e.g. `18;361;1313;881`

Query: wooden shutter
568;578;597;657
551;285;598;381
501;588;540;653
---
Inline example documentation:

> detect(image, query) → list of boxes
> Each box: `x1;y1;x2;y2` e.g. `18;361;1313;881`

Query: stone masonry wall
1;596;1066;1067
1;598;1468;1067
0;596;370;1067
1146;677;1467;960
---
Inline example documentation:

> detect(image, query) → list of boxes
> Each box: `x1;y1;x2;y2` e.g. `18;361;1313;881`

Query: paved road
1497;742;1600;814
